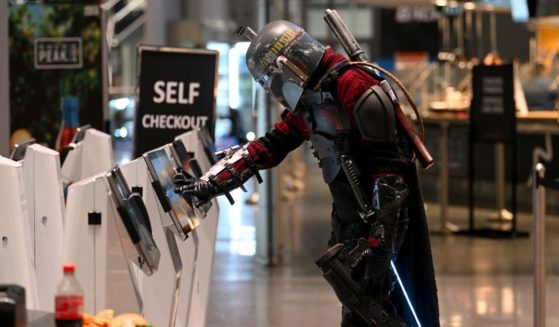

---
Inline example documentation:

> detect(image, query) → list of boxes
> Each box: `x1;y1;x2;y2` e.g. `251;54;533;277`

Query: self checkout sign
133;46;218;157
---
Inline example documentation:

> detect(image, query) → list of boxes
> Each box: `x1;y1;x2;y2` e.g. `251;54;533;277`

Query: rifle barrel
324;9;368;62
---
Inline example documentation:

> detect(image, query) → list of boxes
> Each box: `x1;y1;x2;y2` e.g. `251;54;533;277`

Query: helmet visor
256;55;309;111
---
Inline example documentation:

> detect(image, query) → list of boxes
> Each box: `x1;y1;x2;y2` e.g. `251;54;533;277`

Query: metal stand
475;11;483;60
461;139;526;238
124;224;183;327
532;163;559;327
489;11;497;55
433;122;460;235
533;164;546;327
164;227;183;327
459;64;527;238
486;143;513;222
184;230;199;326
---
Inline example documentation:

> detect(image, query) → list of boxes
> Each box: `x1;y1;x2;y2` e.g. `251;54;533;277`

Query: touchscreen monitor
144;148;201;239
9;138;36;161
197;126;217;165
71;124;91;143
170;140;212;217
106;166;161;275
171;139;203;178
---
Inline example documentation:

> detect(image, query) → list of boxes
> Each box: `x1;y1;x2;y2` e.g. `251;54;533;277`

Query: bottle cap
63;263;75;273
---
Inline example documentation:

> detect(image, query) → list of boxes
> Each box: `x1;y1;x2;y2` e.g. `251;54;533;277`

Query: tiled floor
206;162;559;327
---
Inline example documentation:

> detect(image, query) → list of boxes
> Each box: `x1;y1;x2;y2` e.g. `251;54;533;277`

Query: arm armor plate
201;144;261;196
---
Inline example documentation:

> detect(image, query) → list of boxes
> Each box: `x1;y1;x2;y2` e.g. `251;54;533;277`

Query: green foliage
9;3;103;147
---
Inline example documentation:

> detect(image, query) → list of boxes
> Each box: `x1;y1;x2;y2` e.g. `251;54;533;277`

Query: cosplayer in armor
175;15;439;327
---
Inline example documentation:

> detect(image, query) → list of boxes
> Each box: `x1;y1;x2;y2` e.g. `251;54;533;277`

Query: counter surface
422;110;559;132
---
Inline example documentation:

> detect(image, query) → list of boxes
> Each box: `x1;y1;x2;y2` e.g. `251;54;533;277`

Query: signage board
471;64;515;143
34;37;83;69
133;45;218;158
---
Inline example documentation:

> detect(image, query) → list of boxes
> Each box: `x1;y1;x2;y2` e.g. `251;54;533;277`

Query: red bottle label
57;126;78;152
54;295;83;320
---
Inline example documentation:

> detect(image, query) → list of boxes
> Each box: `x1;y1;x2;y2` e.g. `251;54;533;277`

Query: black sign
133;45;218;157
380;8;440;58
34;37;83;69
471;64;515;143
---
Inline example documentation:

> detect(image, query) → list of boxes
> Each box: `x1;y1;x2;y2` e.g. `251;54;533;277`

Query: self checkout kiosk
173;128;220;327
63;170;141;316
63;128;219;326
2;131;113;313
19;143;65;311
61;126;113;184
0;156;39;310
117;152;189;327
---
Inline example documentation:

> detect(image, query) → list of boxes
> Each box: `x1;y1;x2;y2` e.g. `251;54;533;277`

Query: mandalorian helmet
239;21;326;112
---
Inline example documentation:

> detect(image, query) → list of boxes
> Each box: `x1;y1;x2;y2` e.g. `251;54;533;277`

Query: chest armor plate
301;91;350;184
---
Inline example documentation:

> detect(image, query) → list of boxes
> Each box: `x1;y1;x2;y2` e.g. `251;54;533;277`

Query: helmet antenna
237;26;257;41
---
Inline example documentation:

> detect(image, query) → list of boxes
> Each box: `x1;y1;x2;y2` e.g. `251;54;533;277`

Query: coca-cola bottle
54;264;84;327
56;97;80;152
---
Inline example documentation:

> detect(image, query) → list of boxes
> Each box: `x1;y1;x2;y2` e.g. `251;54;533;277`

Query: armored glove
173;171;218;204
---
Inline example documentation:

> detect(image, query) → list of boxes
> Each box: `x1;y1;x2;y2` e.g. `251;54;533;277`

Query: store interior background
2;0;559;326
49;0;559;213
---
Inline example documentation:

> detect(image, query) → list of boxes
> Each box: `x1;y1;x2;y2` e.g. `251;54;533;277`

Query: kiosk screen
106;166;161;275
171;139;200;178
197;126;217;165
9;139;36;161
144;149;201;239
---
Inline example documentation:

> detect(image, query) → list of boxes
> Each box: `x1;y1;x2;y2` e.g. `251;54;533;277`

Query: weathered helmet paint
244;20;326;112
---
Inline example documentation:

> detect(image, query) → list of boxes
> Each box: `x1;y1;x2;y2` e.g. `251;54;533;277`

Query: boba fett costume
175;20;439;326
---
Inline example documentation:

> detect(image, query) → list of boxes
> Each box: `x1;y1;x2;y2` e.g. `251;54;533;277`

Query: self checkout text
141;80;208;129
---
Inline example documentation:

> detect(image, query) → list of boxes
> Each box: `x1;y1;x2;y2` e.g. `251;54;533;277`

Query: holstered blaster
340;155;375;223
315;239;401;326
324;9;434;169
